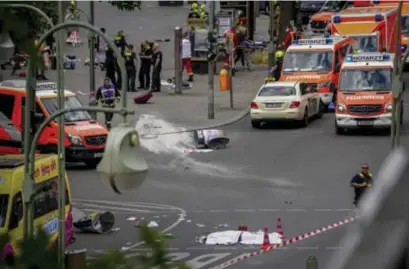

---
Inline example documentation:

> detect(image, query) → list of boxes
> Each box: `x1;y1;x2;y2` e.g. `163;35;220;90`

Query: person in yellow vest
350;163;373;207
114;30;127;57
34;36;48;80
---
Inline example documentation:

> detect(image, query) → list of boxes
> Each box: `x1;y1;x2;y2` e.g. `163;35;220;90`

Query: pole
174;27;182;95
391;1;403;149
229;51;234;109
88;1;97;119
208;0;215;119
268;0;275;70
56;2;66;268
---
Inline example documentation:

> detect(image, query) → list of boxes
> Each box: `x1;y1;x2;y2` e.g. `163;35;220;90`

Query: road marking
234;209;256;212
258;209;280;212
296;246;319;250
77;204;152;213
285;209;308;212
74;199;187;252
209;210;229;213
314;209;333;212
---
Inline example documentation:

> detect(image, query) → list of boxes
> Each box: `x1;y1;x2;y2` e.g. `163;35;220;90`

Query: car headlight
68;134;83;146
337;104;346;112
318;82;331;88
385;103;393;112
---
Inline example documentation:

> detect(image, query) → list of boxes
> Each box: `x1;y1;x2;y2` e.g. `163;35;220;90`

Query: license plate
357;120;374;126
94;153;103;158
265;103;282;108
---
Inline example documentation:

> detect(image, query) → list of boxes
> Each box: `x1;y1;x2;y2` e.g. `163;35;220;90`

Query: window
339;68;392;91
41;96;91;122
8;193;21;230
33;178;70;219
300;83;308;95
283;51;333;72
258;86;296;97
0;94;15;119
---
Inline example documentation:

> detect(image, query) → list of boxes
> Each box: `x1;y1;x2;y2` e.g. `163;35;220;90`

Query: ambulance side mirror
97;125;149;194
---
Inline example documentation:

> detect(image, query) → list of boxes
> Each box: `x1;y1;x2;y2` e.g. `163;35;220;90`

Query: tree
277;2;294;46
108;1;142;12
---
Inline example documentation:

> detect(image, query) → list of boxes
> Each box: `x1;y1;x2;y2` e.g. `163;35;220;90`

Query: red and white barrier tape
209;216;356;269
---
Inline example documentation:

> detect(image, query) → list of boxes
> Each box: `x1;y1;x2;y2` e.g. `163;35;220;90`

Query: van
0;80;108;168
0;112;20;154
280;37;354;107
0;154;74;265
310;0;350;33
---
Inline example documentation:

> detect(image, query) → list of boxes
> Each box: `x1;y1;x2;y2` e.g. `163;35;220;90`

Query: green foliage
0;1;58;48
0;223;189;269
108;1;142;11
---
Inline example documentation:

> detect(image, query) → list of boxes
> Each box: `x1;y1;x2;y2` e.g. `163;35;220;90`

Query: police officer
268;49;284;81
105;47;117;86
124;44;137;92
151;43;163;92
350;163;373;207
138;40;152;90
96;77;121;130
114;30;127;56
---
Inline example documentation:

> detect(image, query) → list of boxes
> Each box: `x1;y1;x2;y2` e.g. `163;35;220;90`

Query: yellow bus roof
0;154;60;193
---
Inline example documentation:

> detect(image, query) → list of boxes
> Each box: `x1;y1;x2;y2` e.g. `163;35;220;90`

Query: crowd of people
95;29;163;93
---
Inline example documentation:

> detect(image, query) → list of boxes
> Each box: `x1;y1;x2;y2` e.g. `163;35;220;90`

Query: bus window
33;178;69;219
8;193;21;230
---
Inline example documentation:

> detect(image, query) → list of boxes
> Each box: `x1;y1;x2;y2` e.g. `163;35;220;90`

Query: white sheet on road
205;230;283;245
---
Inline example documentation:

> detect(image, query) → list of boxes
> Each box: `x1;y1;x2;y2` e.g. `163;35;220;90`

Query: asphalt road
51;2;409;269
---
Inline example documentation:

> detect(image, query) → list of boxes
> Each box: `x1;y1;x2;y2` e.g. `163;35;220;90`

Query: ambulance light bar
373;0;380;4
293;38;333;45
333;16;341;23
345;54;391;62
375;14;383;22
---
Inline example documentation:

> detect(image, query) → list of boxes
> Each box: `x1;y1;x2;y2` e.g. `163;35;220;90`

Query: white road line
209;210;229;213
234;209;256;212
336;209;353;212
285;209;307;212
314;209;333;212
213;247;238;250
187;247;210;250
257;209;280;212
190;210;206;213
76;204;152;213
296;246;319;250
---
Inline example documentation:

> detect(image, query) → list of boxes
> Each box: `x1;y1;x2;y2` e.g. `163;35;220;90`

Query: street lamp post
391;1;406;149
24;21;130;266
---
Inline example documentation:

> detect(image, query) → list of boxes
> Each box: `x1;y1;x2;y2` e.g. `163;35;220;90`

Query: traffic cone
261;227;271;250
276;217;285;240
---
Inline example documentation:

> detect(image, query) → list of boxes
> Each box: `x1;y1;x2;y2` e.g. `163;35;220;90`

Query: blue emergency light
345;54;391;62
373;0;380;4
402;45;407;53
293;38;334;45
333;16;341;23
375;14;383;22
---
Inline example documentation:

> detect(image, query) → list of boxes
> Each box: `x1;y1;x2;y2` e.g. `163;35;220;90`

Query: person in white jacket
182;32;194;82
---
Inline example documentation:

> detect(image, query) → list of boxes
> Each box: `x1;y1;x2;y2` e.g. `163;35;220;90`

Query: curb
139;107;250;137
209;216;356;269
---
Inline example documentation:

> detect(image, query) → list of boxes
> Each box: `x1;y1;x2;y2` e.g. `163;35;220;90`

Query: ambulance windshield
347;35;378;53
321;0;347;12
42;96;91;122
339;68;392;91
283;51;332;72
402;16;409;35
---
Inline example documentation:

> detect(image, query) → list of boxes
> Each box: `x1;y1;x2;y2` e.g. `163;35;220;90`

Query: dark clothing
350;172;373;206
105;48;117;86
124;51;137;68
139;45;153;88
273;60;283;81
139;64;151;89
151;50;163;91
114;35;127;56
126;65;136;92
235;49;245;67
152;66;161;92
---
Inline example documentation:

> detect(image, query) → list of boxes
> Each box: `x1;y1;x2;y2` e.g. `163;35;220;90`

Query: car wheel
317;101;324;119
335;123;344;135
251;120;261;129
300;108;308;127
84;159;101;169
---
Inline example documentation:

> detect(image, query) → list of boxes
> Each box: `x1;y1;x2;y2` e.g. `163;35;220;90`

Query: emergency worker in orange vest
281;25;302;49
34;34;48;80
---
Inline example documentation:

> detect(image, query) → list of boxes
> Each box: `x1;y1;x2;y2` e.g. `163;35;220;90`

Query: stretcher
236;41;268;71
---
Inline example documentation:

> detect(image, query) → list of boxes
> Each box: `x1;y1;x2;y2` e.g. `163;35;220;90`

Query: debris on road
127;216;138;221
147;221;159;228
199;230;283;245
186;220;192;223
196;223;205;227
73;211;115;234
216;223;229;229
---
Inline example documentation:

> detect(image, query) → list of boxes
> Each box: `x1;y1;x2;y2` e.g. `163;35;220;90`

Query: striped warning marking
209;216;356;269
